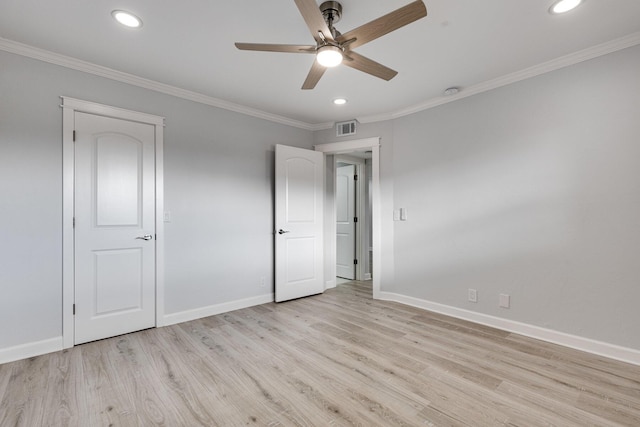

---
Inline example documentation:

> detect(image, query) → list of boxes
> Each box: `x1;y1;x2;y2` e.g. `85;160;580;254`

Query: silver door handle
278;229;290;235
136;234;153;240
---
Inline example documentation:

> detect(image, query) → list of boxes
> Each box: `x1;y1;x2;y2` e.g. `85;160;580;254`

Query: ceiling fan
235;0;427;90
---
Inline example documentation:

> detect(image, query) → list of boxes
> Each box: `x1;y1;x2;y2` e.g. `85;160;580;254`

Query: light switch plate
400;208;407;221
163;211;172;222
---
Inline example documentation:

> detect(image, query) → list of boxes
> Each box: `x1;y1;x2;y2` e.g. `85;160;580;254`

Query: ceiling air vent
336;120;357;137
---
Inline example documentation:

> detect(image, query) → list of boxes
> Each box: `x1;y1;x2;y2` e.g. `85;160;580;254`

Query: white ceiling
1;1;640;127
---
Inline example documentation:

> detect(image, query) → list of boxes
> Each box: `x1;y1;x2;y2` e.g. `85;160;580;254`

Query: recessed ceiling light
549;0;583;14
333;98;348;105
112;10;143;28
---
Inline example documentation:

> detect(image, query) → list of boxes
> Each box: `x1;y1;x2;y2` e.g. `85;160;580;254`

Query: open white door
336;164;356;279
74;112;156;344
275;144;324;302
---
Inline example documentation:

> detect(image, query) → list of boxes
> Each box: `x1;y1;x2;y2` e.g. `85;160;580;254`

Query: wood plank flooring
1;281;639;426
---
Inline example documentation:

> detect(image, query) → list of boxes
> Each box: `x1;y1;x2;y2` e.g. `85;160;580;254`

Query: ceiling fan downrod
320;1;342;39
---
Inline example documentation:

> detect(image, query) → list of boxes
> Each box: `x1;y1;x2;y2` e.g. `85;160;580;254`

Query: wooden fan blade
302;60;327;90
336;0;427;49
342;51;398;81
235;43;316;53
294;0;334;42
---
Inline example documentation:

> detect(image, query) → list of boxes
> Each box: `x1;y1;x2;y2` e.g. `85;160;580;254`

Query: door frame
315;137;381;298
335;156;366;280
61;96;165;348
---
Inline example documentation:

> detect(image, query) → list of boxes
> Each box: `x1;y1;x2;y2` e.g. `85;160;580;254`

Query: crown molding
3;32;639;130
0;37;321;131
357;31;640;124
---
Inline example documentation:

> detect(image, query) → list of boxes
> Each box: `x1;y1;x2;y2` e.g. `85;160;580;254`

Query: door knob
136;234;153;240
278;229;290;235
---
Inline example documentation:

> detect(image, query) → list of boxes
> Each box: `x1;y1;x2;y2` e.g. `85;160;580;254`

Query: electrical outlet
260;276;266;288
468;288;477;303
499;293;510;308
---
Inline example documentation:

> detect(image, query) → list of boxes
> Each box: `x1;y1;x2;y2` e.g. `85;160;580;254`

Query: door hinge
354;259;358;265
354;217;358;223
73;217;75;228
73;130;76;142
73;304;76;315
354;174;358;181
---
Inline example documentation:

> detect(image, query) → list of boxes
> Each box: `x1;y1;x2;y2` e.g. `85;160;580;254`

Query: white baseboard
162;293;274;326
363;273;372;280
378;292;640;366
325;279;337;290
0;337;63;365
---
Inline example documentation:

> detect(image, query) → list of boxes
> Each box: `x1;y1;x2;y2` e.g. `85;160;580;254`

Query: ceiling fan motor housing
320;1;342;25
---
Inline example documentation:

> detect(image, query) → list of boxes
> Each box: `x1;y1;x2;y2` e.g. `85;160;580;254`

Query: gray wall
314;45;640;351
0;51;313;349
391;45;640;349
2;42;639;354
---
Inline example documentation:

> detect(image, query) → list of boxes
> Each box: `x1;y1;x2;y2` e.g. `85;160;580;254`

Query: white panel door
275;145;324;302
74;112;156;344
336;164;356;279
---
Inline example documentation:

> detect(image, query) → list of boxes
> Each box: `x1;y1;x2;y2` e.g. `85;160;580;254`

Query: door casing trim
314;137;381;298
61;96;165;348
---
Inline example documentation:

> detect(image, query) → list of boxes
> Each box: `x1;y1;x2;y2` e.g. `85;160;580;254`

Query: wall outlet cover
500;293;511;308
468;288;478;303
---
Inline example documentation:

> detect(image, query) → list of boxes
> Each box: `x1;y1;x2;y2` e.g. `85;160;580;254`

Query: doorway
315;137;381;298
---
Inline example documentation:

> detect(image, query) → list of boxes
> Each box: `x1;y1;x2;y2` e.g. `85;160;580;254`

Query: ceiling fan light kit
316;45;343;67
235;0;428;89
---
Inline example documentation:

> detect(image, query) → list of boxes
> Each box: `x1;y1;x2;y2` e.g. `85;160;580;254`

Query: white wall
0;50;313;351
390;45;640;350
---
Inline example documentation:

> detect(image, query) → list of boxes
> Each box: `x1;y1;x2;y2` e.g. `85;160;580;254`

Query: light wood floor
1;281;639;426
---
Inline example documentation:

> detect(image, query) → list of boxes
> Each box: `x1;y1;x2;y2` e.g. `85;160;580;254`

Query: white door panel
74;112;156;344
336;164;356;279
285;237;317;281
275;145;324;302
93;248;143;314
95;136;142;226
